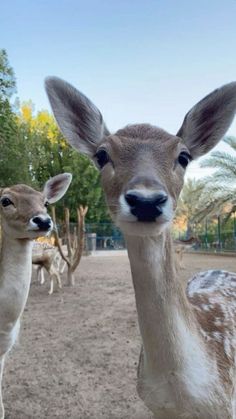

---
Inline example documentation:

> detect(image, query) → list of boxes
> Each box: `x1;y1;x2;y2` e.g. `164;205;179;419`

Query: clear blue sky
1;0;236;177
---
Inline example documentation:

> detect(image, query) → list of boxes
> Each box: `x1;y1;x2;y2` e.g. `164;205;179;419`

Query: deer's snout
31;215;53;232
125;191;168;222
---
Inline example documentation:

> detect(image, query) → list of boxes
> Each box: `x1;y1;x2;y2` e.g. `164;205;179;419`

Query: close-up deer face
0;184;51;239
0;173;72;239
45;77;236;237
94;126;190;235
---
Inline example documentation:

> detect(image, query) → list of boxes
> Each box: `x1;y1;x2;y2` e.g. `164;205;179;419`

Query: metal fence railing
85;214;236;252
56;213;236;253
85;223;126;251
175;213;236;253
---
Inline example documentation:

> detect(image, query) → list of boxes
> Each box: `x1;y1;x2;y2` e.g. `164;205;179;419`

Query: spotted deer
45;78;236;419
0;173;72;418
32;241;63;294
174;237;200;269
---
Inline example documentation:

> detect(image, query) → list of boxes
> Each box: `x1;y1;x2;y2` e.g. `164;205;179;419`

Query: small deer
32;241;63;294
0;173;72;418
46;78;236;419
174;237;199;269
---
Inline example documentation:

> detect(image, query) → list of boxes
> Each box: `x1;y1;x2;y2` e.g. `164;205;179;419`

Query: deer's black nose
32;216;52;231
125;192;168;222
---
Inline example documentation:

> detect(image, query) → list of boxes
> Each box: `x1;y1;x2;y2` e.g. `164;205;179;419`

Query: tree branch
72;205;88;271
65;207;72;258
51;206;70;266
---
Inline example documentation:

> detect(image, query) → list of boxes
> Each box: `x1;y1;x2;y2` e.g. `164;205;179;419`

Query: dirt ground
3;252;236;419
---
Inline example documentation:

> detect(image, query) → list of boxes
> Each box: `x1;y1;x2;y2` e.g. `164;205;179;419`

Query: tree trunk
67;266;75;286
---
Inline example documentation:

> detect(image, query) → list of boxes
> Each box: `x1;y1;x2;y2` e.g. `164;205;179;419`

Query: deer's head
45;78;236;236
0;173;72;239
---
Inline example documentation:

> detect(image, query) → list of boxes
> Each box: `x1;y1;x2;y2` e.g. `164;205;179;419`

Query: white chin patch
26;229;52;240
118;220;171;237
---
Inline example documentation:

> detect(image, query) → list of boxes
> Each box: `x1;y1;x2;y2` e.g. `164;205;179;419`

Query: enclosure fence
85;223;126;251
59;212;236;253
175;212;236;253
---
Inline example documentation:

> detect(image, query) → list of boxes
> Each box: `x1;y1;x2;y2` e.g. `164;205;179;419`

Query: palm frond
201;152;236;175
203;172;236;187
223;136;236;152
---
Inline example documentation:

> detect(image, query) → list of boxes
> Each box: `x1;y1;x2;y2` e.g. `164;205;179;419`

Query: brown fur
45;77;236;418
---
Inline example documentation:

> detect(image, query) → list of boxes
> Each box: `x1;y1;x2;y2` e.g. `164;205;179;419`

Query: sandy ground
3;252;236;419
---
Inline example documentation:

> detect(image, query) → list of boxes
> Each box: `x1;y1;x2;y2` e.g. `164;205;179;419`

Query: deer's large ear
43;173;72;204
177;82;236;158
45;77;109;157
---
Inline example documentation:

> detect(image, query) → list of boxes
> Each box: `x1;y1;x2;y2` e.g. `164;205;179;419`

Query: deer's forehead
104;129;182;159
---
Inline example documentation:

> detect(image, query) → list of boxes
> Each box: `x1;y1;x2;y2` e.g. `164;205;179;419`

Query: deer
32;241;63;294
174;237;199;269
45;77;236;419
0;173;72;418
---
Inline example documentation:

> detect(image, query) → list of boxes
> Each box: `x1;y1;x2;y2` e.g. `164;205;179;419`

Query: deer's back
187;270;236;390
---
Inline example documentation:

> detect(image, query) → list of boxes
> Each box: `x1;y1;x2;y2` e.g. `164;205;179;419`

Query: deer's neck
125;230;202;376
0;234;33;322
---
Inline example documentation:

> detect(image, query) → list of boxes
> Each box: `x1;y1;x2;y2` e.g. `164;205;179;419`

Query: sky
1;0;236;179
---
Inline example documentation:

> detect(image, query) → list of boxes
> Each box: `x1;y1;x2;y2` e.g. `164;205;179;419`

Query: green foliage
0;49;109;222
0;50;30;186
176;178;203;220
0;49;16;99
0;107;31;185
175;137;236;246
175;178;203;235
195;136;236;220
15;104;110;222
62;152;110;223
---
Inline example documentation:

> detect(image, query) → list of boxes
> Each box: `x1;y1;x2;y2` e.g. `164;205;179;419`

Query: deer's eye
178;152;192;169
44;201;49;208
1;197;13;207
95;149;110;169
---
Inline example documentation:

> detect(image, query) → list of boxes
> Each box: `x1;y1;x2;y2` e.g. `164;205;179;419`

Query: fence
85;213;236;253
57;213;236;253
176;212;236;253
56;222;126;251
85;223;126;251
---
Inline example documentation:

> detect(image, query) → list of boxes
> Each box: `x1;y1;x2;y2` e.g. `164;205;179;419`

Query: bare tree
51;205;88;286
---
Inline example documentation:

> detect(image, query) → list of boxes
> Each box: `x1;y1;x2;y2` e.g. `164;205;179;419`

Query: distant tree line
0;49;110;223
174;135;236;237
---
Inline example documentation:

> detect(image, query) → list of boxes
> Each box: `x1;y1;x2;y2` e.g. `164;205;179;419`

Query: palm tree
174;178;203;236
195;136;236;221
